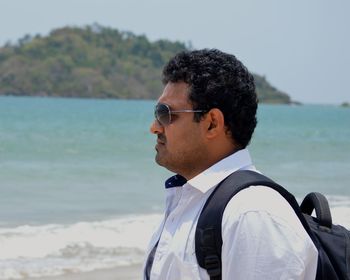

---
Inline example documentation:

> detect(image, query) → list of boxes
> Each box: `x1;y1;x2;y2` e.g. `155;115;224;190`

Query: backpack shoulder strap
195;170;301;280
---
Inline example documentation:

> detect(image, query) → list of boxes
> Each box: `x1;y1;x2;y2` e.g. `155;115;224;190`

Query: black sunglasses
154;103;207;126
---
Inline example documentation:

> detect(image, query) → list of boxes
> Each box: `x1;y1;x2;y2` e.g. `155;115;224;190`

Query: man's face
150;82;208;177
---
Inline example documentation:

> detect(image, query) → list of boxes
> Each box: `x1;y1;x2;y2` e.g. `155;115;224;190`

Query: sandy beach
29;264;142;280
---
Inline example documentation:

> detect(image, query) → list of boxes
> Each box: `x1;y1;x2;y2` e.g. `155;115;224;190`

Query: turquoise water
0;97;165;226
252;104;350;195
0;96;349;279
0;97;349;226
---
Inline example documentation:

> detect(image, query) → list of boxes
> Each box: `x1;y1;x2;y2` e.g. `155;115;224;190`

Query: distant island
0;24;292;103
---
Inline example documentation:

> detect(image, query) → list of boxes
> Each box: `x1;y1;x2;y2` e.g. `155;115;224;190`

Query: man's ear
204;108;225;139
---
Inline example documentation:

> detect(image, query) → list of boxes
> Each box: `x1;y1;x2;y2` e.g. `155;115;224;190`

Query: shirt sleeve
221;187;318;280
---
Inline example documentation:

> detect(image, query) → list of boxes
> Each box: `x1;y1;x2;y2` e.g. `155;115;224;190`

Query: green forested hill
0;24;291;103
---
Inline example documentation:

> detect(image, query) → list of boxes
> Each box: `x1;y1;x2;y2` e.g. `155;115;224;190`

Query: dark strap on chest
144;241;159;280
195;170;302;280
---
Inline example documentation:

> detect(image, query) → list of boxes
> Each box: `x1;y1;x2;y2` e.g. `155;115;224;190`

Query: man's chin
155;154;164;166
155;152;170;169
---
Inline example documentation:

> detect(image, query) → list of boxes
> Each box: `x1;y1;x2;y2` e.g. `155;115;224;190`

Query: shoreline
28;264;142;280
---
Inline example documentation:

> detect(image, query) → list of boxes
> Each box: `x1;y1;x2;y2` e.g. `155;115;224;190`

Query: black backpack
195;170;350;280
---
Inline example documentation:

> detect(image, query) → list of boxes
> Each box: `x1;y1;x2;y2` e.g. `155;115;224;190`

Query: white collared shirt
144;149;318;280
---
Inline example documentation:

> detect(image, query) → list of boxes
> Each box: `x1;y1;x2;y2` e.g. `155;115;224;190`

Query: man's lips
157;135;166;145
155;136;166;151
155;141;164;151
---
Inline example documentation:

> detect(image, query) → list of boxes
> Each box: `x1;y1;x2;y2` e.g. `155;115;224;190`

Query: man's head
150;49;258;179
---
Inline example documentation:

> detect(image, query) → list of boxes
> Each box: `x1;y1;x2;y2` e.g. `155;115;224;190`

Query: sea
0;96;349;279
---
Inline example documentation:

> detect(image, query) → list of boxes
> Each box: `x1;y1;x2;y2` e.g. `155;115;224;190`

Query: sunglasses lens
155;104;170;125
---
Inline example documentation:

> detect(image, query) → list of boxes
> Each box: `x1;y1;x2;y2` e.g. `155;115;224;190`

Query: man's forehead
158;82;191;107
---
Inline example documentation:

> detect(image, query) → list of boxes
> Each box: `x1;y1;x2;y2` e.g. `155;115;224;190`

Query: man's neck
181;148;239;181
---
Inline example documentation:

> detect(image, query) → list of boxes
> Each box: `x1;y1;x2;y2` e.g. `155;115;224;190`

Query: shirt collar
165;174;187;189
164;148;254;193
188;148;253;193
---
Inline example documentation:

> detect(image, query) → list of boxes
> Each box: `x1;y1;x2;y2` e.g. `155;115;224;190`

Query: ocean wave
0;200;349;279
0;214;163;279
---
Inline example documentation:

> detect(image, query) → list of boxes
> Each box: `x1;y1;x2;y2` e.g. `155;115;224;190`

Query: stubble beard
154;143;207;178
154;146;170;169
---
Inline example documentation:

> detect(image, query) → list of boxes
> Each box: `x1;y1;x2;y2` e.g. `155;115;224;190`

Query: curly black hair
162;49;258;149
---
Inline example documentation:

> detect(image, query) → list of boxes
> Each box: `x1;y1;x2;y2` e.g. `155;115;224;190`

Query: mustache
157;134;166;143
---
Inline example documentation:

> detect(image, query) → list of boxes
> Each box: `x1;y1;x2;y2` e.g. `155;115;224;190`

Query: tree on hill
0;24;292;103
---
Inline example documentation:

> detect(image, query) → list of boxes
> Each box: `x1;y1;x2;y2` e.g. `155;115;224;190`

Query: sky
0;0;349;104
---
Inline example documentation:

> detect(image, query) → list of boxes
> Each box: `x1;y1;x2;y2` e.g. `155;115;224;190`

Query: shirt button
157;254;162;261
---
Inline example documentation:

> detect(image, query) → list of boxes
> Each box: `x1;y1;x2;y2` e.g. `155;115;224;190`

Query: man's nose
150;119;164;134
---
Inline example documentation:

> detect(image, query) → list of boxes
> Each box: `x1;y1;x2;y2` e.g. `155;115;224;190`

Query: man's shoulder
225;185;292;213
221;185;307;236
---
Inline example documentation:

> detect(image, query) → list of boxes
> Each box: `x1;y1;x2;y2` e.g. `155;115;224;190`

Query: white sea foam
0;214;163;279
322;195;350;228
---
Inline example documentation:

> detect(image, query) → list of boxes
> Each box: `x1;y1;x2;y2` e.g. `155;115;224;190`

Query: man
144;49;318;279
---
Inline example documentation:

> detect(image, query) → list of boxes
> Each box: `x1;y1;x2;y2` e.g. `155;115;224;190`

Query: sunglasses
154;103;207;126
